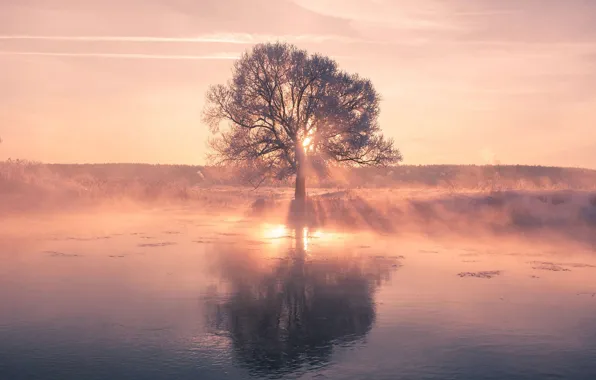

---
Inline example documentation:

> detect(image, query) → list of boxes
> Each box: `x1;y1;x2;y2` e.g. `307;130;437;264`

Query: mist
2;160;595;245
3;1;596;377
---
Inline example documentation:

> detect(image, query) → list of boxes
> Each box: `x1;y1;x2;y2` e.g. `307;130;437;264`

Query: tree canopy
203;42;402;197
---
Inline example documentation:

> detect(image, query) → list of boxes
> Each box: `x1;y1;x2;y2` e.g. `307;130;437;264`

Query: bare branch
202;42;402;188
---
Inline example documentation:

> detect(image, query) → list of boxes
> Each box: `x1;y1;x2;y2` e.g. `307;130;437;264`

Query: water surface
1;210;595;379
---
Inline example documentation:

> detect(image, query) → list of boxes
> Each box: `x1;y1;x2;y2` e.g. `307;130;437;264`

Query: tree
203;42;402;204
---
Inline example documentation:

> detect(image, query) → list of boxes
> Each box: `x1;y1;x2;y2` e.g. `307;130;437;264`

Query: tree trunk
295;174;306;202
294;144;306;203
289;144;308;226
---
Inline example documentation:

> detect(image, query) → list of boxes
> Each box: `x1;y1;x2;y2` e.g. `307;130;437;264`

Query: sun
302;136;312;150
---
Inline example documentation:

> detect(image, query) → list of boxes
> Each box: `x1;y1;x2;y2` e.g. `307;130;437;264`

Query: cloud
0;51;240;60
0;50;358;61
291;0;459;31
0;33;371;45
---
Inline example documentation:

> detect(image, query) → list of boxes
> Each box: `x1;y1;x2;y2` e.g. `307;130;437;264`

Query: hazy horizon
2;0;596;168
4;160;596;172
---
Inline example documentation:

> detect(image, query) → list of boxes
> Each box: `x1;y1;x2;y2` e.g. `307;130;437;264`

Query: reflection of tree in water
205;227;399;378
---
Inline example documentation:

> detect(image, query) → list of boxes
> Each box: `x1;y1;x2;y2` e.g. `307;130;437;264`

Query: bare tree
203;42;402;203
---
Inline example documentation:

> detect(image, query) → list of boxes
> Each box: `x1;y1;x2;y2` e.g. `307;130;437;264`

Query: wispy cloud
0;33;369;44
452;10;520;16
0;51;240;60
291;0;459;31
5;34;588;49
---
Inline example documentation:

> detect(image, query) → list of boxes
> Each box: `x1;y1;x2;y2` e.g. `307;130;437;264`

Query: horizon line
1;160;593;171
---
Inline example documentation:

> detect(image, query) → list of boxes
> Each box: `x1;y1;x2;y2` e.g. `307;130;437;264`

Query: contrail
0;51;240;60
0;34;255;43
0;34;367;44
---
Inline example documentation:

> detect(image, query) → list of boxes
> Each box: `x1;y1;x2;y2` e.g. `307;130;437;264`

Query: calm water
1;210;596;379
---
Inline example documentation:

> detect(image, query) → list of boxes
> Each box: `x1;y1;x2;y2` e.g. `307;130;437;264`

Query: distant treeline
3;160;594;190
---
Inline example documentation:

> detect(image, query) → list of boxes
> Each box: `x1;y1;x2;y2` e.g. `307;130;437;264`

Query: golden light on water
312;230;324;239
263;224;288;240
311;229;341;242
303;227;309;252
260;223;346;254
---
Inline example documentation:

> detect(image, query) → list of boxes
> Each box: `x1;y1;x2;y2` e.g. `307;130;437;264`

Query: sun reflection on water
263;224;288;240
260;223;345;255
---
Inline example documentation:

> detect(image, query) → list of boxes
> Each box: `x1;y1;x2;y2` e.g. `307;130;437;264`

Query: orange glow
302;227;309;251
262;224;288;240
302;137;312;150
1;1;595;168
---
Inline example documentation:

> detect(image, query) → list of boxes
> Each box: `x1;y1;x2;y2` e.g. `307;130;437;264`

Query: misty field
2;161;596;244
1;162;596;379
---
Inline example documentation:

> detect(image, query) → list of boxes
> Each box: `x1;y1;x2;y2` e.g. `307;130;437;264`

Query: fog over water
1;197;595;379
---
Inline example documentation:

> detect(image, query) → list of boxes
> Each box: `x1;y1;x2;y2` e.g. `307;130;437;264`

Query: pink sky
1;0;596;168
